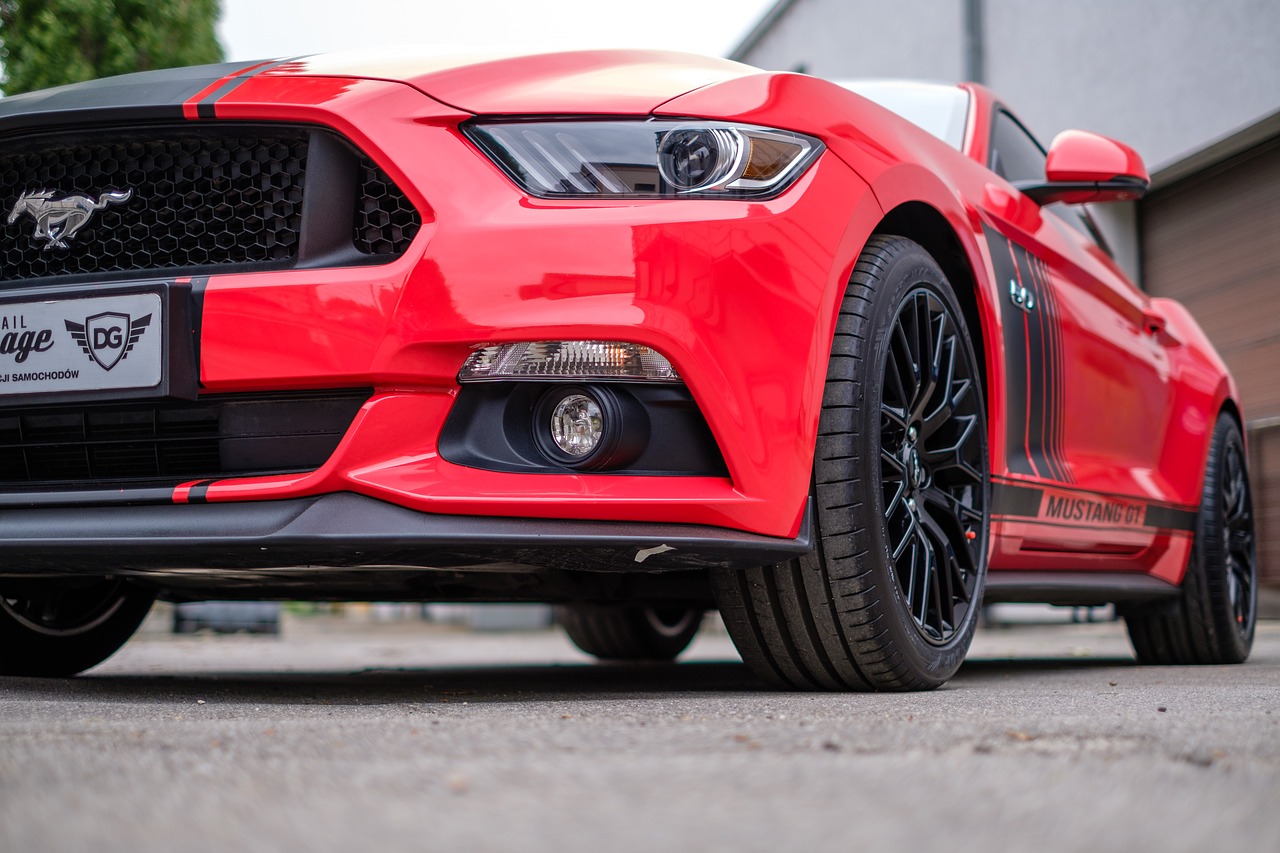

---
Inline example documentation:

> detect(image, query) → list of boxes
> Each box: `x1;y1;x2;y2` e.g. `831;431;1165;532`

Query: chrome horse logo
6;189;134;250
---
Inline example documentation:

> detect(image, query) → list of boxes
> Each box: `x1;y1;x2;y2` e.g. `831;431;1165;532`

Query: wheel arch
1218;396;1243;427
871;201;992;402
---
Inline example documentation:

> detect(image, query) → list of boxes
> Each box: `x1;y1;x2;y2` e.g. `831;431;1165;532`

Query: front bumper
0;76;882;542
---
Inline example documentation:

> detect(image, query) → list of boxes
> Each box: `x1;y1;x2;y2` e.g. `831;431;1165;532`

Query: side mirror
1014;130;1149;205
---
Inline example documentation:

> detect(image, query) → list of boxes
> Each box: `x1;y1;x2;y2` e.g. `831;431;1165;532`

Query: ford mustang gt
0;49;1257;688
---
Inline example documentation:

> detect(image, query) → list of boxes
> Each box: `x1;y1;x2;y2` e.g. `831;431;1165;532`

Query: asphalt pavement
2;613;1277;853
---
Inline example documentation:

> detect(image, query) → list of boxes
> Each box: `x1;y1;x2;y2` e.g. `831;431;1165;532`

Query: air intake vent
0;390;370;489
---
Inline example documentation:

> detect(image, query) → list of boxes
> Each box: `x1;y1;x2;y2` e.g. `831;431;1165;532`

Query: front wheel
0;578;154;677
712;236;990;691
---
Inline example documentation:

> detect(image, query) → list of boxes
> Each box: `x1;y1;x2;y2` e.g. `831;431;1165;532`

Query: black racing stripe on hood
0;61;267;132
193;58;303;120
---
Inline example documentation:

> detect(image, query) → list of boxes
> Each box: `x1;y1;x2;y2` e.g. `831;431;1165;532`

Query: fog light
533;385;650;470
550;393;604;457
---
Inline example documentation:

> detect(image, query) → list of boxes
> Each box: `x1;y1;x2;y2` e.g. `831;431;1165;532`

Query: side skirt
984;572;1180;606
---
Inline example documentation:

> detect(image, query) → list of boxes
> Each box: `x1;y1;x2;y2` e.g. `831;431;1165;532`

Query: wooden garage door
1142;136;1280;585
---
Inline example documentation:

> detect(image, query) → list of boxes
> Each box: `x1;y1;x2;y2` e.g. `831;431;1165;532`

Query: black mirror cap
1013;175;1149;206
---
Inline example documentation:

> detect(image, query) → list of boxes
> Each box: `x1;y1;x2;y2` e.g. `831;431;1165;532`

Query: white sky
218;0;778;63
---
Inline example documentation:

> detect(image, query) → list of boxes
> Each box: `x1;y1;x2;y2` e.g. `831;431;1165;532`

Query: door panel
980;111;1175;555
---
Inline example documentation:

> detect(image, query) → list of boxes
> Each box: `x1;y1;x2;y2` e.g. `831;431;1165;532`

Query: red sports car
0;50;1257;688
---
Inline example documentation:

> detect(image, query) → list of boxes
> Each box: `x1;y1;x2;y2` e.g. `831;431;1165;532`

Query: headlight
464;119;823;199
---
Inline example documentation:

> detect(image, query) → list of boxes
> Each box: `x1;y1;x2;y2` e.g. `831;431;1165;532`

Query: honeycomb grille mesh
0;125;421;284
1;127;308;281
354;160;421;255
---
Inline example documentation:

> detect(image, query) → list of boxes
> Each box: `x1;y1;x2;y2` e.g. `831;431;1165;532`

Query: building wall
1141;139;1280;585
739;0;962;81
735;0;1280;170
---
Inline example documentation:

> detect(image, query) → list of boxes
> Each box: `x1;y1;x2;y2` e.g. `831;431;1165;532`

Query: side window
1047;203;1115;258
989;110;1046;185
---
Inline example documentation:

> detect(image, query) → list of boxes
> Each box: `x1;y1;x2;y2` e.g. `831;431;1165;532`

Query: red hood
256;48;757;115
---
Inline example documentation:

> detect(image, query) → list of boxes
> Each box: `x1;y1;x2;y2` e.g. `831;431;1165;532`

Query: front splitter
0;491;812;576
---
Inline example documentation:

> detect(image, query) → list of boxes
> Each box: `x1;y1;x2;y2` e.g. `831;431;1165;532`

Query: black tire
1125;415;1257;664
0;578;154;677
557;603;703;661
712;236;989;691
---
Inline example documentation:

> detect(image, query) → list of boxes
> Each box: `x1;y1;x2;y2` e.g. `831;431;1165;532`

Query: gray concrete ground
2;615;1278;853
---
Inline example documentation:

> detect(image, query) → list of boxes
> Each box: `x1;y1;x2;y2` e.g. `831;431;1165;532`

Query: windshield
835;81;970;149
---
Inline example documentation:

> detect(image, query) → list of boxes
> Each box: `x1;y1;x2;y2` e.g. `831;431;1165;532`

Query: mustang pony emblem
6;189;134;250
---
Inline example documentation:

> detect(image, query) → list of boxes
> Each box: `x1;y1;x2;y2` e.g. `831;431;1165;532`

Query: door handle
1141;311;1180;345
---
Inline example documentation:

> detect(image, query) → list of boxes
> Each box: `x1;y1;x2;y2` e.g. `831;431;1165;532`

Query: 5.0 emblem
1009;279;1036;313
7;188;134;250
65;312;152;372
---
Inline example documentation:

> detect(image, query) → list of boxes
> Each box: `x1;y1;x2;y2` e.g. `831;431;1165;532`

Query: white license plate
0;293;163;397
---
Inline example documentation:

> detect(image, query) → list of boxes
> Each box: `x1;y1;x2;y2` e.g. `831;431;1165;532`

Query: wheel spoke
919;513;952;633
884;339;911;411
921;488;980;577
907;296;940;422
880;448;911;514
1216;440;1257;633
881;404;910;433
922;414;983;485
915;531;935;627
878;284;987;647
1227;527;1253;559
892;511;919;562
919;322;957;432
1226;555;1250;625
891;322;919;412
920;502;972;606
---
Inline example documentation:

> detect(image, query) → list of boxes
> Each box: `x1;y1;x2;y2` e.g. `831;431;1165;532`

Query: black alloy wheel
879;288;986;644
1221;438;1256;632
712;235;989;691
1126;414;1257;664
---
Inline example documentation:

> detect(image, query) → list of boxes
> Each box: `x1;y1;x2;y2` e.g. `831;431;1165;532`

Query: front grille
0;390;370;489
1;124;421;285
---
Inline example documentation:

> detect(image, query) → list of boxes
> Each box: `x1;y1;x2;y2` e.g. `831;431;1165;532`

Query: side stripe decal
993;482;1196;532
983;224;1073;483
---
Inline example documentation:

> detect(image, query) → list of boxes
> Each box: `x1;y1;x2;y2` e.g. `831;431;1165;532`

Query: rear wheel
712;236;989;691
1125;415;1256;664
557;603;703;661
0;578;154;677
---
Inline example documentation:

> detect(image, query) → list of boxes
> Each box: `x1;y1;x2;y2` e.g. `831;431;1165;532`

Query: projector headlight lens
658;126;745;191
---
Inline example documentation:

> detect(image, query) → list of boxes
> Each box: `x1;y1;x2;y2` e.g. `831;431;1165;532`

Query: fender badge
1009;279;1036;313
